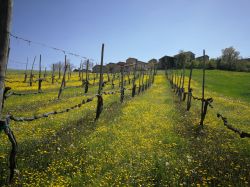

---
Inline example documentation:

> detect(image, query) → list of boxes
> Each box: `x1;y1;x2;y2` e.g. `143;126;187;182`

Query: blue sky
8;0;250;70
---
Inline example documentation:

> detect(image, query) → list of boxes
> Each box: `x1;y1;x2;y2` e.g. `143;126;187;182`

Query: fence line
165;54;250;139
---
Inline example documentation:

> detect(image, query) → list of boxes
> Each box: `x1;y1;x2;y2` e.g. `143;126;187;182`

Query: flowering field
0;70;249;186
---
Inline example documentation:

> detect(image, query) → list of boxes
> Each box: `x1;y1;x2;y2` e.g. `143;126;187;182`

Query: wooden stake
85;60;89;93
39;54;41;79
52;64;55;84
95;44;105;120
0;0;12;116
120;65;124;103
187;61;193;111
98;44;104;95
29;56;36;86
59;62;61;79
58;55;67;99
132;60;137;97
200;50;206;127
24;57;28;82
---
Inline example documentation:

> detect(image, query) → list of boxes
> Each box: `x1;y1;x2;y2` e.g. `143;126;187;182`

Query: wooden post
0;1;18;184
181;59;185;93
29;56;36;86
68;64;70;80
0;0;12;115
98;44;104;95
39;54;41;79
175;71;180;94
111;73;115;89
63;61;67;88
138;64;142;94
141;66;145;92
59;62;61;79
24;57;28;82
38;78;42;92
58;55;67;99
85;60;89;93
69;64;71;78
120;65;124;103
178;73;182;97
78;62;81;79
95;44;104;121
187;61;193;111
52;64;55;84
37;54;42;92
152;63;155;83
132;60;137;97
200;50;206;127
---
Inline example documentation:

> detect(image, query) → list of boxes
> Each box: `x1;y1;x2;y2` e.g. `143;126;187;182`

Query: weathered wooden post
0;0;11;116
58;55;68;99
63;61;67;88
132;60;137;97
95;44;104;120
38;54;41;79
152;63;155;83
52;64;55;84
199;50;206;128
147;67;150;89
78;62;81;79
142;65;145;91
175;71;180;94
178;73;183;98
23;57;28;82
180;59;185;101
111;73;115;89
120;65;125;103
23;57;29;82
127;71;130;85
68;64;70;80
138;65;142;94
187;61;193;111
58;62;61;79
171;67;174;88
0;0;17;184
29;56;36;86
84;60;89;93
38;54;43;92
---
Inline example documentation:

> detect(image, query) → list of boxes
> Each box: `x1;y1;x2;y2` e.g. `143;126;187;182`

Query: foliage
220;46;240;71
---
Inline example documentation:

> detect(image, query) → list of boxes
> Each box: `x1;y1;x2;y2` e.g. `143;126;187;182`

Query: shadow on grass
169;85;250;186
0;95;126;186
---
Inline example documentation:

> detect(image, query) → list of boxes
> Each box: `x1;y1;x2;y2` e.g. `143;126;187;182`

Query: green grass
190;69;250;102
0;70;250;186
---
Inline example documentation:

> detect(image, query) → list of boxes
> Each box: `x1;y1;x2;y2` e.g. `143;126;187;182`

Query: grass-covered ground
0;70;249;186
191;69;250;102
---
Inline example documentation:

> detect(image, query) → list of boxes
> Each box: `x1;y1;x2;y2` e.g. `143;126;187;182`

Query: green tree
221;46;240;70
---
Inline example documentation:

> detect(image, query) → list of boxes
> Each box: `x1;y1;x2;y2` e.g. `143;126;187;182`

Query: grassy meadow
0;69;249;186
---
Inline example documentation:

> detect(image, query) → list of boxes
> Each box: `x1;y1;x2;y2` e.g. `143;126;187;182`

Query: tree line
175;47;250;72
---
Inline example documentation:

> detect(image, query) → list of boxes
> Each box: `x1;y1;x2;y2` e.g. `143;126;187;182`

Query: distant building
73;69;91;72
148;59;158;69
195;55;209;62
92;65;107;73
174;51;195;62
125;58;137;72
106;62;120;73
158;56;176;69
